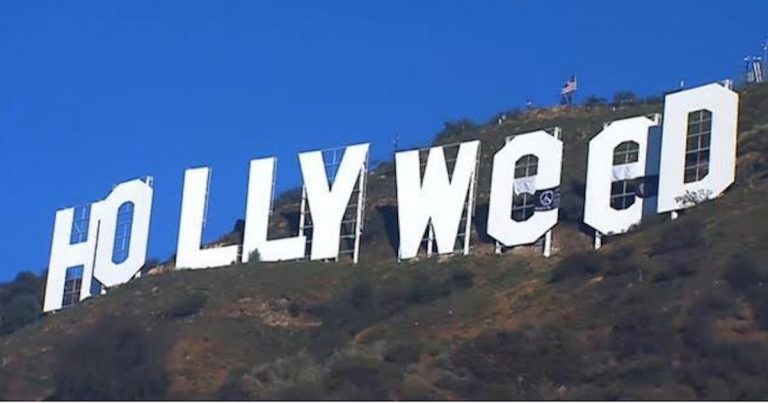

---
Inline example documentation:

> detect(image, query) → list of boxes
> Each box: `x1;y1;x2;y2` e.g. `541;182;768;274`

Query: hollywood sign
42;82;738;312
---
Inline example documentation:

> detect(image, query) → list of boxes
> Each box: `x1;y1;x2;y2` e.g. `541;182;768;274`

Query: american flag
561;74;577;95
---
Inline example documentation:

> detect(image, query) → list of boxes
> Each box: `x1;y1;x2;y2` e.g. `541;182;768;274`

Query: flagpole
571;73;579;105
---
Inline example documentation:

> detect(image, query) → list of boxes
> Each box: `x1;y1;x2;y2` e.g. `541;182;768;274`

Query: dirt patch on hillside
217;296;322;329
166;336;229;399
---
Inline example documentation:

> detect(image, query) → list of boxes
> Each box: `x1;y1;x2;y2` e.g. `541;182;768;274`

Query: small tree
7;271;41;296
674;189;714;208
0;294;40;334
612;90;638;108
583;95;606;107
248;249;261;263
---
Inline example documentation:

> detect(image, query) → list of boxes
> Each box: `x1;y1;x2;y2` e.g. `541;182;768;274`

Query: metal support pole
426;225;434;257
298;186;308;258
594;230;602;250
463;144;480;255
543;230;552;257
352;153;368;264
87;220;102;300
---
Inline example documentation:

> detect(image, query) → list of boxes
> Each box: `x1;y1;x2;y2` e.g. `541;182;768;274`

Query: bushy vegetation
433;119;478;144
0;271;42;335
549;251;606;283
307;269;469;357
383;342;422;366
723;256;768;292
650;217;705;256
450;268;474;289
51;315;169;400
446;328;584;399
324;356;402;399
162;291;207;319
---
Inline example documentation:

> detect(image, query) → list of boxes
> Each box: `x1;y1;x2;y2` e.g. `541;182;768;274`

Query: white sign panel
44;178;153;312
584;116;660;235
41;81;744;313
395;140;480;260
176;167;239;269
487;130;563;247
242;143;370;263
92;179;154;287
657;82;738;213
242;157;307;262
299;143;369;261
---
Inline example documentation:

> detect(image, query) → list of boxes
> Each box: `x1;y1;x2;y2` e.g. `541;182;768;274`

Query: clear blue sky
0;0;765;281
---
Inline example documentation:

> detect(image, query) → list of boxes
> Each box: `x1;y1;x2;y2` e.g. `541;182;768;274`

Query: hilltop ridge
1;84;768;400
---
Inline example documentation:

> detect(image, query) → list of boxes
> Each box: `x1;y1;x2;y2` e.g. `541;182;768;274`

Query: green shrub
248;249;261;263
613;90;638;108
604;246;643;277
451;329;584;396
681;315;716;354
676;342;768;399
718;257;768;329
0;294;40;335
650;218;704;256
163;292;207;318
310;274;455;357
288;301;302;317
724;256;768;292
0;271;42;335
433;119;477;144
325;357;402;399
689;290;737;317
450;269;474;289
347;281;374;311
424;340;445;357
406;273;450;304
52;315;168;400
549;252;605;283
610;292;677;359
5;271;41;297
652;260;697;283
384;342;422;366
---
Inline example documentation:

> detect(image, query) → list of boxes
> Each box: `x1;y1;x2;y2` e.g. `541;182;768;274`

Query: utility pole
763;38;768;73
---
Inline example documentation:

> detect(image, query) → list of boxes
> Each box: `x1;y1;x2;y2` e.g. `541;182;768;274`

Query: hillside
1;84;768;400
